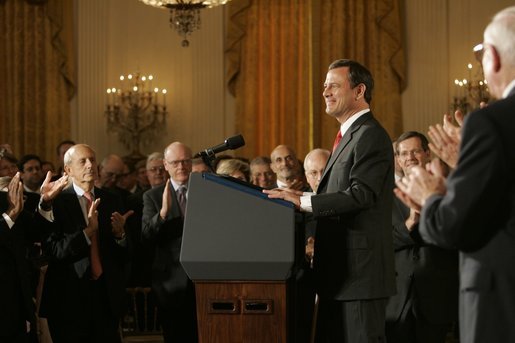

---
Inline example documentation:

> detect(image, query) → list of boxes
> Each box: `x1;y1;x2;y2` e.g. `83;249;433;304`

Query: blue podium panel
180;173;295;281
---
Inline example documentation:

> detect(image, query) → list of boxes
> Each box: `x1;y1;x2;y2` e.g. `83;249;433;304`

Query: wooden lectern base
195;281;288;343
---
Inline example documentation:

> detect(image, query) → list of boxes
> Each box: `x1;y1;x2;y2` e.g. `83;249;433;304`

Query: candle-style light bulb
128;74;133;80
133;86;138;92
467;63;473;69
148;75;153;80
120;75;125;81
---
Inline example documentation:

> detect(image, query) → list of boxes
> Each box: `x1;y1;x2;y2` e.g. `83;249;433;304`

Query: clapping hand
6;172;24;221
160;181;172;220
85;198;101;238
394;160;447;211
40;171;69;204
428;110;464;169
111;210;134;239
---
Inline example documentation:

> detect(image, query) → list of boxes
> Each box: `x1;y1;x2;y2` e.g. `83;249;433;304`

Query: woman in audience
216;158;250;182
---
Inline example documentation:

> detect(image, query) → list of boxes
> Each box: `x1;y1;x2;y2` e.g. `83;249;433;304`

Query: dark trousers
315;297;387;343
386;304;451;343
159;303;198;343
0;332;29;343
47;277;121;343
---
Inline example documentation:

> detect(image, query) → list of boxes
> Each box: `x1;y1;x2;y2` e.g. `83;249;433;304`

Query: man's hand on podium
263;187;302;209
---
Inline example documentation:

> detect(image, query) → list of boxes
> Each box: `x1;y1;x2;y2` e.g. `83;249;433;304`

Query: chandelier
139;0;232;47
451;44;490;114
105;73;167;159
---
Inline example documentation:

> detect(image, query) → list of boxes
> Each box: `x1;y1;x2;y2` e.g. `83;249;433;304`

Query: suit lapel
61;186;87;227
319;112;372;190
166;182;182;219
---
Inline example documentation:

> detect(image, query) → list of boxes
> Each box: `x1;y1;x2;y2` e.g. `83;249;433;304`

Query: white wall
71;0;514;159
71;0;231;159
401;0;513;135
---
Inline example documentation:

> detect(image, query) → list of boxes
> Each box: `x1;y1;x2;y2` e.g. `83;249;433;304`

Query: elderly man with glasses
395;6;515;343
142;141;197;342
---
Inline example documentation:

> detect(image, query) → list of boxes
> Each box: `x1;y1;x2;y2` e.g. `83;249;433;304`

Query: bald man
303;148;330;193
37;144;130;342
270;145;306;190
142;142;198;342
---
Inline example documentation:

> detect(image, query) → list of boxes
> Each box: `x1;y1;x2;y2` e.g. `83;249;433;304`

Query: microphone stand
197;151;217;173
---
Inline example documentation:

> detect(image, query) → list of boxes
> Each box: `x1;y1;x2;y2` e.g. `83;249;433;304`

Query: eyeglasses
473;43;484;62
148;166;165;173
166;159;192;168
398;149;425;159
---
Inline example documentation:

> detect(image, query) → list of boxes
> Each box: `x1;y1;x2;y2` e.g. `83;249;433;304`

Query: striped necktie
177;186;187;216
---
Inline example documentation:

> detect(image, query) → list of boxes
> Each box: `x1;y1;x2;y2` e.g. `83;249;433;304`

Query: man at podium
266;59;395;343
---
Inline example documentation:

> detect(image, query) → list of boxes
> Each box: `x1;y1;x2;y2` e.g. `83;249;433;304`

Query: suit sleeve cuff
300;193;314;212
2;213;15;229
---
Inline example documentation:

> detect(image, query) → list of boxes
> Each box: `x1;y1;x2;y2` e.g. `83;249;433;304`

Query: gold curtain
0;0;75;163
226;0;405;158
226;0;311;158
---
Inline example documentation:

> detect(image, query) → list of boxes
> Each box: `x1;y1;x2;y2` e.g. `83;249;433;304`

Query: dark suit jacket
141;182;193;310
125;189;153;286
0;212;34;338
386;198;458;325
311;111;396;300
417;90;515;343
38;186;128;320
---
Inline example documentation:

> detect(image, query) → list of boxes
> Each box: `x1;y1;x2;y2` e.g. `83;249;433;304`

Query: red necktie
332;130;342;152
84;191;103;279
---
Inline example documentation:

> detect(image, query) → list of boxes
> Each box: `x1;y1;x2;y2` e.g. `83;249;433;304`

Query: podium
180;173;296;343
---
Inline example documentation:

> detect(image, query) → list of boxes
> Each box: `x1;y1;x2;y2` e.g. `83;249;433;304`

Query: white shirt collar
502;79;515;99
276;179;288;189
23;184;39;194
169;178;187;192
339;109;370;137
72;182;94;198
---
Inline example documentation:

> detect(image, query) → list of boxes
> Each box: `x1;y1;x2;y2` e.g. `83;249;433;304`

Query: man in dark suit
142;141;197;342
0;173;34;343
125;152;166;287
266;59;395;342
395;7;515;342
37;144;131;343
386;131;458;343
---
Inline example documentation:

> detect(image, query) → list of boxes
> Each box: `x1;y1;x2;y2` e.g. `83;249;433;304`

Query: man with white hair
303;148;330;193
142;142;197;342
395;6;515;342
37;144;131;342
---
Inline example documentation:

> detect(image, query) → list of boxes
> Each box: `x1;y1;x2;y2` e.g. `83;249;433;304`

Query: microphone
193;134;245;158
